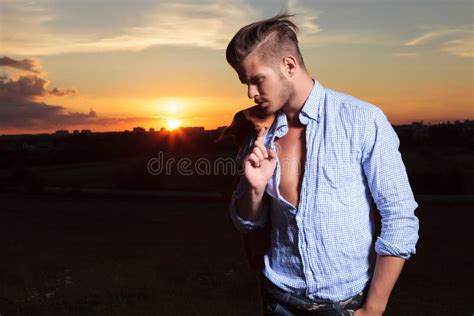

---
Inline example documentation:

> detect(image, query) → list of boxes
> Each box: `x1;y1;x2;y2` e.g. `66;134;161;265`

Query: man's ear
282;56;297;78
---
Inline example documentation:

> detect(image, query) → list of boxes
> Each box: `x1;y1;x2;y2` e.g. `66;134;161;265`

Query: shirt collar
299;78;323;123
265;111;288;142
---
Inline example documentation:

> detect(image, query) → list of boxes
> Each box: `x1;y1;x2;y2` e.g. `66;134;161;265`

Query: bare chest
275;127;306;208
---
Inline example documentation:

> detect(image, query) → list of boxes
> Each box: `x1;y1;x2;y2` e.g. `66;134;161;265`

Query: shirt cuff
374;236;416;260
229;192;269;233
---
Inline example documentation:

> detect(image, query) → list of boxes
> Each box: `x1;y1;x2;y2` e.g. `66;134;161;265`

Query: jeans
261;276;368;316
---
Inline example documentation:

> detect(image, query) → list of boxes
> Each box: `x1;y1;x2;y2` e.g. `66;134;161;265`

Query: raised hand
243;127;278;192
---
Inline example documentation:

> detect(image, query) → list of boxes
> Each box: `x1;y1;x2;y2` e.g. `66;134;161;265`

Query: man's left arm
355;255;405;315
356;107;420;315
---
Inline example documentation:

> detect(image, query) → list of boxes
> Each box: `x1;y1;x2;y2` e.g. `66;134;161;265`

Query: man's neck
282;75;314;127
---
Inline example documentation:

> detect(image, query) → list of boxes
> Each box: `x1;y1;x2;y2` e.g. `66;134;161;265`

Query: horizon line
1;118;474;137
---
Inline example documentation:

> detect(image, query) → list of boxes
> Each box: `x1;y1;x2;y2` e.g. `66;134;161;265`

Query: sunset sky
1;0;472;134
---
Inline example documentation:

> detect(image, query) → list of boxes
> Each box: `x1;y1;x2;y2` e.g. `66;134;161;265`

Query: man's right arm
235;183;266;221
229;127;277;233
229;176;269;233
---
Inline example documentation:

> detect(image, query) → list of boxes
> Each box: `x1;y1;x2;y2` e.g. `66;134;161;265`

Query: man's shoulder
324;87;383;118
321;87;391;141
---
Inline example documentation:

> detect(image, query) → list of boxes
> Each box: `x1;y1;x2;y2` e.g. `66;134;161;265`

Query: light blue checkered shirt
229;78;419;301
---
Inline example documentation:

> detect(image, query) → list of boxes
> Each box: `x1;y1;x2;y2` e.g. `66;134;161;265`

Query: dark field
0;192;472;315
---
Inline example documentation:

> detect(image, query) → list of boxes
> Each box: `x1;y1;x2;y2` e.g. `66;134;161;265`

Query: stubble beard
278;75;296;111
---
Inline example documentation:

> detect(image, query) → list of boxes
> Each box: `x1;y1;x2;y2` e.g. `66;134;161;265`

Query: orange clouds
0;56;182;134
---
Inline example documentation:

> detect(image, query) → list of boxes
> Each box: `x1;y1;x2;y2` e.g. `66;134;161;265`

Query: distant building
133;127;146;133
149;128;155;133
55;130;69;136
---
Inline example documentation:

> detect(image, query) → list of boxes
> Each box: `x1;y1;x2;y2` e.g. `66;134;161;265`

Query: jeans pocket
337;290;365;316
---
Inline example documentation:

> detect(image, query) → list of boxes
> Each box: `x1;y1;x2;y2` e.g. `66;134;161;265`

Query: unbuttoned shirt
229;78;420;301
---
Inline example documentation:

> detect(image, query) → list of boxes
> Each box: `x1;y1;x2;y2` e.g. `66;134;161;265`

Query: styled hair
226;12;306;70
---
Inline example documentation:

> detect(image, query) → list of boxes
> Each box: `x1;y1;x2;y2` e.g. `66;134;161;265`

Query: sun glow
159;98;188;115
167;119;181;130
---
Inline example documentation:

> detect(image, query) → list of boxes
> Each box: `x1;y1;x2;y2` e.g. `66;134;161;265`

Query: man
226;13;420;316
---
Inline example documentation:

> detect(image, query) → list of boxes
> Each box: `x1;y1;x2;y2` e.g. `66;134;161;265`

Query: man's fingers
255;127;267;143
254;127;268;158
245;127;274;169
247;153;260;168
252;147;264;161
252;143;267;159
267;148;277;160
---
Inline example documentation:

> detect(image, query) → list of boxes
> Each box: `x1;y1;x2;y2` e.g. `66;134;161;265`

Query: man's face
237;53;295;116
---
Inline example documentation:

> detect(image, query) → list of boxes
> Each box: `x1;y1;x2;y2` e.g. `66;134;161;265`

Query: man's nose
247;85;258;99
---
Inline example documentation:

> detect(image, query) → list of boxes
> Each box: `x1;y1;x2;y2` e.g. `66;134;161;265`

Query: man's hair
226;12;306;71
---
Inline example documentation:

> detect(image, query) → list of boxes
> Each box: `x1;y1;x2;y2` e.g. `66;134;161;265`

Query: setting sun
167;119;181;130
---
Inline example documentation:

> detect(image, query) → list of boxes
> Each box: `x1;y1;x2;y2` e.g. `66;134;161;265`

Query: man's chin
262;106;279;116
260;105;279;116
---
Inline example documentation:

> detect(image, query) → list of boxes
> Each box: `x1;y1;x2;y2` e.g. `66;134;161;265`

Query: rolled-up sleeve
362;107;419;260
229;175;269;233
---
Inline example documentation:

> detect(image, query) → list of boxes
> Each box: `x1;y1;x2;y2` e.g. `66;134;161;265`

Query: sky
0;0;473;134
